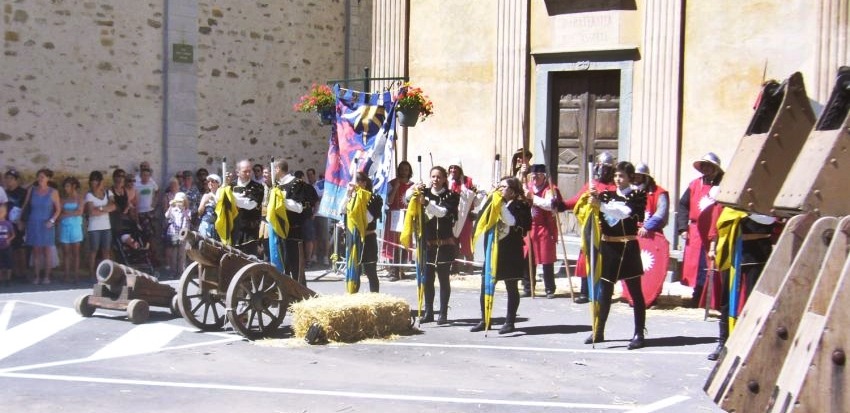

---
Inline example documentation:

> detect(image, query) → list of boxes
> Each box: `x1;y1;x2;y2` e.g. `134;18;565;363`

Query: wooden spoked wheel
177;262;226;331
225;263;289;339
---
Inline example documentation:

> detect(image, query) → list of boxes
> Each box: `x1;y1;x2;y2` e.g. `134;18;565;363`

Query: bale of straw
289;293;411;343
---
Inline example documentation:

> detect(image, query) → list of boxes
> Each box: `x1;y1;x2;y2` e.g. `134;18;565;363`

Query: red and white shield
621;232;670;307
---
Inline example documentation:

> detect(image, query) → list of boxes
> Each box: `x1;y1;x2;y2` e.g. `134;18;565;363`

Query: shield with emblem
621;231;670;307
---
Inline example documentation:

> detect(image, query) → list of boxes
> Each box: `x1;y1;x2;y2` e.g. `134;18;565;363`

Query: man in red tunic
675;152;724;306
521;164;564;298
563;152;617;303
634;162;669;237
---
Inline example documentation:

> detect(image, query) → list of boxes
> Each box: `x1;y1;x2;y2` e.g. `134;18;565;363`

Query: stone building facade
1;0;371;184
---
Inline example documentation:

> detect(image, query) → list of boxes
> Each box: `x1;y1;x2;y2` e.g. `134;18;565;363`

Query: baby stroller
113;217;155;276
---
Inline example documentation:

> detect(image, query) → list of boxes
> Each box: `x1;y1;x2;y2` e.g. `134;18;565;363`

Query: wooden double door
550;70;620;200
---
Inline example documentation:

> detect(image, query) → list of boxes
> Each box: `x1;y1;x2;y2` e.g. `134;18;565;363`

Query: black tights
598;278;646;336
424;263;452;314
479;278;520;323
361;262;379;293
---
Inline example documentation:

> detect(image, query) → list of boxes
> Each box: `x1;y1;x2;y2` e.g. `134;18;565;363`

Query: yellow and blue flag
574;192;602;344
267;187;291;272
715;207;748;330
214;185;238;245
401;189;426;317
345;187;370;293
472;191;504;332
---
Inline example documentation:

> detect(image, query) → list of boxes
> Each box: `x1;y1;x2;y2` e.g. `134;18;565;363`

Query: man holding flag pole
576;161;648;349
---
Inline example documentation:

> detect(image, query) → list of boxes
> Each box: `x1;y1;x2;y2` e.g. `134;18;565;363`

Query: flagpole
221;157;227;186
549;168;575;301
587;156;597;348
521;146;536;298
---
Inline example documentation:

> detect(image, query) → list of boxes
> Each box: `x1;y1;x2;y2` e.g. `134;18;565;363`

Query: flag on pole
574;191;602;343
345;187;370;293
267;187;290;272
472;191;504;332
318;85;397;221
214;186;238;245
715;207;748;330
401;190;425;318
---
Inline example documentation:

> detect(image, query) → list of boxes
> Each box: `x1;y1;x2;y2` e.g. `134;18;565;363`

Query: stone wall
1;0;369;184
1;0;165;182
195;0;347;174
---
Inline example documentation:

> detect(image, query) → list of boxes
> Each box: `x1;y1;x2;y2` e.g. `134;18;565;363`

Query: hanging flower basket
395;82;434;128
397;107;420;127
293;83;336;126
319;107;335;125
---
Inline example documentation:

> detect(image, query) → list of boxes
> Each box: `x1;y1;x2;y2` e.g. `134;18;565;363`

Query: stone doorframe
531;48;637;173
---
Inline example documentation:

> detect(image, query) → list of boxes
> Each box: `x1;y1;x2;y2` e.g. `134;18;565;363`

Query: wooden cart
177;231;316;339
74;260;179;324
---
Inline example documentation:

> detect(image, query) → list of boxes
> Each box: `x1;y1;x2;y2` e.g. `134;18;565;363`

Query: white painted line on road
0;336;243;373
624;395;691;412
374;341;706;355
0;371;635;410
0;308;82;361
89;323;185;360
0;301;14;332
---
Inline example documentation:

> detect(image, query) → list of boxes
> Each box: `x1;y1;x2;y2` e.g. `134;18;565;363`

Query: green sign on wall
172;43;193;64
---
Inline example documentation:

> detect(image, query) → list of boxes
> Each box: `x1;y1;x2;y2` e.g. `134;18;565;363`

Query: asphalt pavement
0;267;725;413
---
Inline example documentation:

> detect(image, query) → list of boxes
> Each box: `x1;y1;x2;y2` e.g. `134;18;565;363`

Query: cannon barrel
96;260;158;290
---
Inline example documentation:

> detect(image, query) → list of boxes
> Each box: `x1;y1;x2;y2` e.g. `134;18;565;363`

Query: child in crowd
0;204;15;287
163;192;190;277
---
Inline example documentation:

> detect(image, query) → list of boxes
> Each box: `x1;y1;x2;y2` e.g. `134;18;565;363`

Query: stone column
371;0;408;159
631;0;683;199
163;0;199;181
815;0;849;103
494;0;529;177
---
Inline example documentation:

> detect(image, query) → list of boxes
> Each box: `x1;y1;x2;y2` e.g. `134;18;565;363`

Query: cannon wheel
127;299;150;324
225;262;289;339
74;295;95;317
178;262;226;331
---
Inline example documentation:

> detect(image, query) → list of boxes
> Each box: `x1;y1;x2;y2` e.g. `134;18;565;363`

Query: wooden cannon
74;260;178;324
177;230;316;339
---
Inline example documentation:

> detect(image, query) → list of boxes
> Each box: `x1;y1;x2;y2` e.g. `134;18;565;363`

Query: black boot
629;290;647;350
421;304;434;323
708;319;728;361
470;321;486;332
628;334;645;350
437;287;450;325
436;310;448;325
499;313;516;335
584;330;604;344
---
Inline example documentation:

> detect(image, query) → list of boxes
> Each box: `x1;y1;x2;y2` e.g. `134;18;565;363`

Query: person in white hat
676;152;724;307
163;191;190;277
633;163;669;237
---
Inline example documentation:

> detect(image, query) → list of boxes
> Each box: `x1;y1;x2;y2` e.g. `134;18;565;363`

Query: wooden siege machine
706;68;850;412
